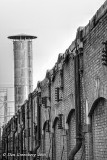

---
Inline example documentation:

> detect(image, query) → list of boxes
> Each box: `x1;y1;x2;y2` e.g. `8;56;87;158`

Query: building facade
2;1;107;160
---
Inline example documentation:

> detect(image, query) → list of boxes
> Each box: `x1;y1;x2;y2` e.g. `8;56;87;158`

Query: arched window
90;97;107;160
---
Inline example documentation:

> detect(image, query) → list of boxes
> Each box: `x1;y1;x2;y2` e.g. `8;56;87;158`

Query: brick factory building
1;1;107;160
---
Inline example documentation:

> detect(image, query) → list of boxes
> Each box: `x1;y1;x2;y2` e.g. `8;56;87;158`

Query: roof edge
8;34;37;40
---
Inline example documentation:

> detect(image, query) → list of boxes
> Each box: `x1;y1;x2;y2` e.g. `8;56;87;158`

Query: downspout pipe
33;91;41;159
20;127;24;158
68;43;82;160
6;128;10;160
12;131;16;160
30;93;34;154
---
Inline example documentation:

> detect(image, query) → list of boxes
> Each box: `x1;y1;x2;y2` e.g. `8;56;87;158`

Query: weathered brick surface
83;10;107;110
54;120;62;160
67;111;82;160
43;124;50;160
67;111;76;156
85;132;93;160
91;99;107;159
82;3;107;159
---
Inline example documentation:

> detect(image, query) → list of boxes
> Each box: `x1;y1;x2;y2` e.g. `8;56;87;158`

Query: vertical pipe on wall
30;93;33;154
86;100;91;125
33;87;41;160
68;39;82;160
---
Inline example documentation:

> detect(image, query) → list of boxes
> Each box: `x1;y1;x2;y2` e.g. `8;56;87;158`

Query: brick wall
67;111;76;158
54;119;61;160
67;110;82;160
82;2;107;159
91;98;107;159
44;123;50;160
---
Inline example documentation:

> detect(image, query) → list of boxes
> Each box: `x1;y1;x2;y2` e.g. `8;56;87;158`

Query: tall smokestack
8;34;37;113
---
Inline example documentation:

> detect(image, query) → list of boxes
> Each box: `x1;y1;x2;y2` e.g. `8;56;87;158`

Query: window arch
90;97;107;160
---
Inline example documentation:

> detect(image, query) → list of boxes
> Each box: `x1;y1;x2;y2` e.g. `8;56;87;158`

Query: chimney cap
8;34;37;40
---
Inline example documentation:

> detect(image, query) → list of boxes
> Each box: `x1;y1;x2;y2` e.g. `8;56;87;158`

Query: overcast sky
0;0;105;90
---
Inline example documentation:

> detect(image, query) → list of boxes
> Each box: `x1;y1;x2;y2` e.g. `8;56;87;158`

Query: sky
0;0;106;90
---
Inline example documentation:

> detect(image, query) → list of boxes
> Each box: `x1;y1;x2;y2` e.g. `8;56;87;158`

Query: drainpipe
12;128;16;160
20;126;24;160
47;74;51;160
30;93;34;154
28;93;33;155
6;134;8;160
33;88;41;160
6;126;10;160
68;29;83;160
